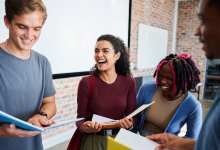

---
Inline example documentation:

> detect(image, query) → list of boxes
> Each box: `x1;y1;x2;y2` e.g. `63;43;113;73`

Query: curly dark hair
153;53;200;96
207;0;220;8
91;34;132;76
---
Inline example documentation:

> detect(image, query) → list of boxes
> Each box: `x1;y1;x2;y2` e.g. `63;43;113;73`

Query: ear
4;15;10;29
115;52;121;61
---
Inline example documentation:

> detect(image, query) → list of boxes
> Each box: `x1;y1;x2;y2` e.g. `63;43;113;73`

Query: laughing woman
134;53;202;140
68;34;136;150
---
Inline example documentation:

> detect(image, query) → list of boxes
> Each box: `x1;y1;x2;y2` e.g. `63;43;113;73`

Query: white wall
0;0;130;74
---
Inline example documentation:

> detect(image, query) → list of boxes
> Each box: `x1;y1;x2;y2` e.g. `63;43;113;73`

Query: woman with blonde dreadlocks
134;53;202;140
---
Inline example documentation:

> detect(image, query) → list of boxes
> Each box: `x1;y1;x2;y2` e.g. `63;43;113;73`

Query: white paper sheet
91;101;155;124
115;128;159;150
125;101;155;119
44;118;84;130
92;114;115;123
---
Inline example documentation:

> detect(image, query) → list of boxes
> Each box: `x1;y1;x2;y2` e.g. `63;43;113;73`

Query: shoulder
117;75;135;85
185;92;201;106
31;50;49;64
80;75;91;85
140;81;157;91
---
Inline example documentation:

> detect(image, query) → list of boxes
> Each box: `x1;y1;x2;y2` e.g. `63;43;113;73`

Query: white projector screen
0;0;130;75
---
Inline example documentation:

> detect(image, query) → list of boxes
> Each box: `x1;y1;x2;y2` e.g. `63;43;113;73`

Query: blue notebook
0;111;84;131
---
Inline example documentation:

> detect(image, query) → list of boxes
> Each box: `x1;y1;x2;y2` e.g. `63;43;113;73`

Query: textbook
92;101;155;129
0;111;84;132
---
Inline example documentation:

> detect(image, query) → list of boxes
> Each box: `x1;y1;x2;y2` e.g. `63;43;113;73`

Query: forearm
39;96;56;119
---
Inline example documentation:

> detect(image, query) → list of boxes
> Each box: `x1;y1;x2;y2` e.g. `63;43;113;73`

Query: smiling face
5;10;44;52
158;63;174;98
195;0;220;59
94;40;120;73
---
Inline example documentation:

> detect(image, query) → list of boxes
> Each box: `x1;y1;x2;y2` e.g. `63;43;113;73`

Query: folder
114;128;159;150
107;136;132;150
0;111;84;131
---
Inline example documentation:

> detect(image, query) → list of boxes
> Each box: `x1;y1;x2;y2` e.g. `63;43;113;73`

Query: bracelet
37;111;48;118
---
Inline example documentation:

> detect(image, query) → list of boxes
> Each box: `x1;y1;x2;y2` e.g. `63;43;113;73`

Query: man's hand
147;133;195;150
0;124;40;138
28;114;54;128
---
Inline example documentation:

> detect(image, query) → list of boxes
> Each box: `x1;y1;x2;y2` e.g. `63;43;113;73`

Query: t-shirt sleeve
43;58;56;98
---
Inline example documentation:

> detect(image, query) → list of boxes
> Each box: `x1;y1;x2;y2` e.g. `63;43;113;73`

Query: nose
24;29;33;39
194;26;201;37
96;51;103;57
160;78;167;85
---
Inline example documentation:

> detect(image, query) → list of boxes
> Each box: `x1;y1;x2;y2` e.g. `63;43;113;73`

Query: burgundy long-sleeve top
76;75;137;132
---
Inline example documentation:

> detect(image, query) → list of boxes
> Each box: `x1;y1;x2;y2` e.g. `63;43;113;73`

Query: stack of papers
0;111;84;131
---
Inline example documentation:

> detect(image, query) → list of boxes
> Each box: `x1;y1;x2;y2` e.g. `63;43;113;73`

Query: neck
162;92;183;101
4;39;30;60
99;71;117;84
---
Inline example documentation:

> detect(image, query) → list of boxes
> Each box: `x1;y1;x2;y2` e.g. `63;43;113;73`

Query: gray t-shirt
0;48;56;150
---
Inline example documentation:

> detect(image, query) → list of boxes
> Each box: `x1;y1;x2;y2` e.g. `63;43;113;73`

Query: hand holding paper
92;101;155;129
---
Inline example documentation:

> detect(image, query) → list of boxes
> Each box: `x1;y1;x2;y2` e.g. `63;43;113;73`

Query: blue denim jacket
134;81;202;140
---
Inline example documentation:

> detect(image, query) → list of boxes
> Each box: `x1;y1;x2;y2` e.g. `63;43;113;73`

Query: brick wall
42;0;206;142
177;0;206;99
130;0;175;77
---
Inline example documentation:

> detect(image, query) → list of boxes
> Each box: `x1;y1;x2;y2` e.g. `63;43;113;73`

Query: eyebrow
15;23;43;29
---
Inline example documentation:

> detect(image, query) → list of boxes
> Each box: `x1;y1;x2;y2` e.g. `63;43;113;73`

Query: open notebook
0;111;84;131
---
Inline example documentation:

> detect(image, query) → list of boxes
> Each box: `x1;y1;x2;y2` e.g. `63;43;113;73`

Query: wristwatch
37;111;48;118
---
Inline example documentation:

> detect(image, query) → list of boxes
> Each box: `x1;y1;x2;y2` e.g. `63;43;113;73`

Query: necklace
4;39;12;55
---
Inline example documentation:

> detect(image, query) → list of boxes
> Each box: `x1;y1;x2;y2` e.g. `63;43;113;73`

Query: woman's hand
116;118;133;129
82;121;102;133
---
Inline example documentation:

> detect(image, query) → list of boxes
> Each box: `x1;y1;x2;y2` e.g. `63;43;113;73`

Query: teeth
23;40;32;45
97;60;106;64
98;60;105;63
162;86;169;89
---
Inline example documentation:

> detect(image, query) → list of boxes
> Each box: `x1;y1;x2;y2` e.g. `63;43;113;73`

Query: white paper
44;118;84;130
125;101;155;119
91;102;155;124
92;114;115;123
115;128;159;150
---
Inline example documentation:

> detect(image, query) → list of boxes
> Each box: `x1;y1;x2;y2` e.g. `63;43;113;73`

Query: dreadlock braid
154;53;200;96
